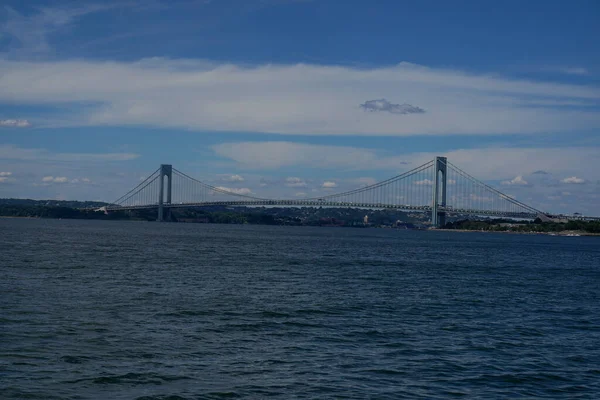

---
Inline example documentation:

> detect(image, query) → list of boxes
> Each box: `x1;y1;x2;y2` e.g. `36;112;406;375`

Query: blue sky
0;0;599;214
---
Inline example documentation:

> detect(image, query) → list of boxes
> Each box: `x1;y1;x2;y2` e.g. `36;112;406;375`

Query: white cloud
0;59;599;135
214;186;253;195
415;179;433;185
294;192;307;197
0;177;8;183
502;175;529;186
285;177;307;187
543;66;590;76
0;119;31;128
321;181;337;188
0;172;12;176
561;176;585;184
42;176;68;183
220;174;245;182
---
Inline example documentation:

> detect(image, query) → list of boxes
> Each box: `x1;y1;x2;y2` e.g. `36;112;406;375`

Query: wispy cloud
0;119;31;127
1;3;134;57
542;66;590;76
0;144;139;162
321;181;337;188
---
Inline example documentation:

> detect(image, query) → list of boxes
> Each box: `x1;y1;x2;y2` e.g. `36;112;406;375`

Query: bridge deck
101;200;539;219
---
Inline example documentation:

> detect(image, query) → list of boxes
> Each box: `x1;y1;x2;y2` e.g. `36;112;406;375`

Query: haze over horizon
1;0;599;215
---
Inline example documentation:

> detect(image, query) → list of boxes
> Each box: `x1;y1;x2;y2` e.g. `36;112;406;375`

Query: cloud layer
211;141;600;182
0;59;598;135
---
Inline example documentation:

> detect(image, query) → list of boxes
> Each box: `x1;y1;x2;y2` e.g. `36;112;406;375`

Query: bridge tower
157;164;172;222
431;156;447;228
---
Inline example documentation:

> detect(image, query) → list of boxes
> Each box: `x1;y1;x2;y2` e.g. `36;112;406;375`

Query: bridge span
106;157;548;227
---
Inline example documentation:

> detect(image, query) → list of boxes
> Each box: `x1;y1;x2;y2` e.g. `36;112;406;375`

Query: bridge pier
157;164;172;222
431;156;447;228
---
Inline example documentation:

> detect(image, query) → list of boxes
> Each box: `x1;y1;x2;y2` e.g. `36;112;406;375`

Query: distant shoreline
3;216;599;237
435;228;600;236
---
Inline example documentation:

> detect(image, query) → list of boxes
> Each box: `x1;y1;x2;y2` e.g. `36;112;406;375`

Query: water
1;219;599;399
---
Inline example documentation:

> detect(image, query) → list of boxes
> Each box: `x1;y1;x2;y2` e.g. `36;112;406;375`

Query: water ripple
1;219;599;399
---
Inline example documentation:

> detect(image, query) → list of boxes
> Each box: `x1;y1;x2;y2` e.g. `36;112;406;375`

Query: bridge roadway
101;200;540;219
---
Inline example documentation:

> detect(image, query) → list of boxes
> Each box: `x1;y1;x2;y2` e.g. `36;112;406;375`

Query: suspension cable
301;160;435;201
113;168;160;205
172;168;269;200
442;159;543;214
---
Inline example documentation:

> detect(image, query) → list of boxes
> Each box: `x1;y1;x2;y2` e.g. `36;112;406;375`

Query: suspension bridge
105;157;552;227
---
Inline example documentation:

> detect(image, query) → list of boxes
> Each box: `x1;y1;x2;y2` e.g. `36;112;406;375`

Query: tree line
444;218;600;233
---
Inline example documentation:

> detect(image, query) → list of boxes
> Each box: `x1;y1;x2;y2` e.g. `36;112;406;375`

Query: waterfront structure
109;157;547;227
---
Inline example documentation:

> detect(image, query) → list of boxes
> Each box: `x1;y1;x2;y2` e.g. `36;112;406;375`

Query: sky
0;0;599;215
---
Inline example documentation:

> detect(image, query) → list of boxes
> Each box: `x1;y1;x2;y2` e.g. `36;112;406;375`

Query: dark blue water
1;219;599;399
